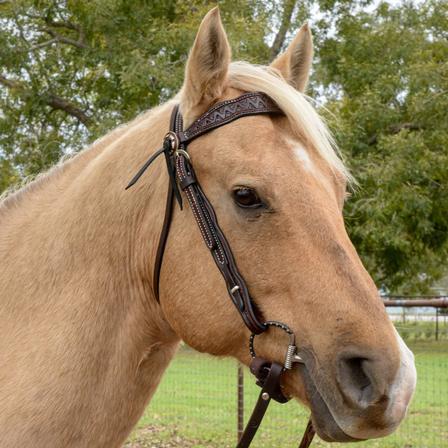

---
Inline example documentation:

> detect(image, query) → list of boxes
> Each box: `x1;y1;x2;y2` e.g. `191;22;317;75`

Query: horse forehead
202;114;332;188
211;113;282;147
215;116;314;165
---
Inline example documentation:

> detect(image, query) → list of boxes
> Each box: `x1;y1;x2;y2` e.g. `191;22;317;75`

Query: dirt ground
123;425;204;448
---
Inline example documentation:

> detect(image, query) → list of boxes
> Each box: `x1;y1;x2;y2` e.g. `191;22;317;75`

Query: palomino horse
0;8;416;448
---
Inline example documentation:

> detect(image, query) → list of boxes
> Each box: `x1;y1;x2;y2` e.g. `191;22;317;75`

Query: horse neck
0;103;180;446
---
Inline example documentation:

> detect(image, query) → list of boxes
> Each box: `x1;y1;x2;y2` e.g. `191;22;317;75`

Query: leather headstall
126;92;281;334
126;92;315;448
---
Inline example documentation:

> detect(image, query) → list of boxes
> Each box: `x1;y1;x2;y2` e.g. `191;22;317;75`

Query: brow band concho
126;92;315;448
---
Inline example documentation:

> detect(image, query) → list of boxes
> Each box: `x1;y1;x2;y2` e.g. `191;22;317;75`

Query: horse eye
233;187;263;209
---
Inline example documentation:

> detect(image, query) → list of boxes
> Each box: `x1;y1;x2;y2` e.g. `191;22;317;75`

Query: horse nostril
338;356;375;407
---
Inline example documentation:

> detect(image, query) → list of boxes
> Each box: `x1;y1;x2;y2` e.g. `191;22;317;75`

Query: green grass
129;336;448;447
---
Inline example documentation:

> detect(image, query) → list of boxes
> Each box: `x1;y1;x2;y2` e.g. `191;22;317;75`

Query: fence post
237;363;244;442
236;363;244;442
435;307;439;341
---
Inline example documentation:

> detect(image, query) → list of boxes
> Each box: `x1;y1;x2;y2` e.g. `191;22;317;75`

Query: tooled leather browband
126;92;282;334
177;92;281;144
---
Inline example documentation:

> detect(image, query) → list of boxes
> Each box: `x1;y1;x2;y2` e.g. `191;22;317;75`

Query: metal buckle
249;321;303;369
175;148;190;160
164;131;179;152
164;131;190;161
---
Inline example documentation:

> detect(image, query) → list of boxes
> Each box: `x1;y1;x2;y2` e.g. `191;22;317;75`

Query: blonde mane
228;62;352;183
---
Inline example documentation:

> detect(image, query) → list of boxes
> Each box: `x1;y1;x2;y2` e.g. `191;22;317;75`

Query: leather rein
126;92;315;448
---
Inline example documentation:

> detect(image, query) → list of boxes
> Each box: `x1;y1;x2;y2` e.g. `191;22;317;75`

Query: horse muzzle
293;336;416;442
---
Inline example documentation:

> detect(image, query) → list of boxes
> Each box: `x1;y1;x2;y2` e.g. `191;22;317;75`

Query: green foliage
1;0;447;293
316;0;448;292
0;0;270;175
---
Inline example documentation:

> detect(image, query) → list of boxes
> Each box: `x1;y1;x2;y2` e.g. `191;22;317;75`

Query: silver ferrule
284;344;297;370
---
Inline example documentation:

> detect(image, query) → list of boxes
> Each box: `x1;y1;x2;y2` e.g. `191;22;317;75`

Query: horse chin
298;365;363;443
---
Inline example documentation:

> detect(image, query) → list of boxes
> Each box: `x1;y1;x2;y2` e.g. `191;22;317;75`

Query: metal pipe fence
126;302;448;447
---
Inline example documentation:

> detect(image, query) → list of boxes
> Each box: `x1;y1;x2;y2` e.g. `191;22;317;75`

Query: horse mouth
298;364;363;443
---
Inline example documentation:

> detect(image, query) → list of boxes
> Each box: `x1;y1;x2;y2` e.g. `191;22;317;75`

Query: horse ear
181;7;231;119
271;23;313;93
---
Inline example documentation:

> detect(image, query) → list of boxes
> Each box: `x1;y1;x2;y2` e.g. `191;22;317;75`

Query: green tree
0;0;272;179
1;0;447;293
316;0;448;292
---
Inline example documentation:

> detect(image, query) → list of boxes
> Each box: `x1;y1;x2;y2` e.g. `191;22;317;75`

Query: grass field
126;329;448;448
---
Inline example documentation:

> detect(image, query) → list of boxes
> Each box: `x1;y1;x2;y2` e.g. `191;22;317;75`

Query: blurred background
1;1;447;447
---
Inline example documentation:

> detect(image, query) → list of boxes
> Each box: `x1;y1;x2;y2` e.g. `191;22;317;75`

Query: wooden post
237;363;244;442
435;307;439;341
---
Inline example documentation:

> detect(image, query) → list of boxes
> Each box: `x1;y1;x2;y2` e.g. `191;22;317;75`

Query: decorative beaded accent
249;321;295;360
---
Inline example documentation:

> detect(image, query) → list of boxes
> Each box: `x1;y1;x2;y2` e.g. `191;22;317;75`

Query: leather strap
152;106;182;297
177;92;280;144
237;358;315;448
176;154;266;333
237;361;285;448
298;419;316;448
153;182;174;299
